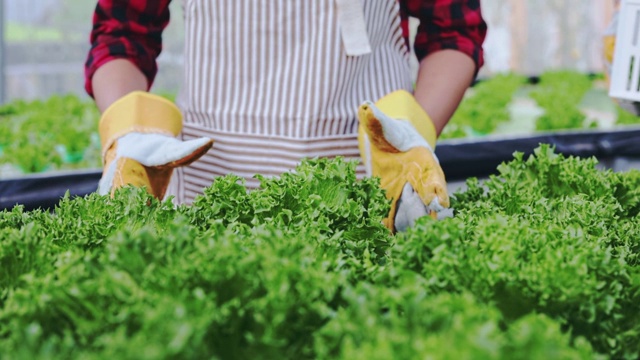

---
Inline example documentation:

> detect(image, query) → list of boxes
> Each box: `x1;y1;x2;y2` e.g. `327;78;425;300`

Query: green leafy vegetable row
1;146;639;359
2;75;639;176
0;95;102;175
442;73;527;139
530;71;594;131
444;70;640;139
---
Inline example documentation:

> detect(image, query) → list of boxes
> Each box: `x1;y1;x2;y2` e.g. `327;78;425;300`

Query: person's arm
85;0;172;112
413;50;475;135
93;59;148;113
403;0;487;135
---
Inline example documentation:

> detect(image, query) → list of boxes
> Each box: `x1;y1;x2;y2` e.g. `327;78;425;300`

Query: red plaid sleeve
400;0;487;71
84;0;172;97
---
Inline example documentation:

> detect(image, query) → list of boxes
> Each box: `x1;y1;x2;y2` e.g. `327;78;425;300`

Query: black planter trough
1;126;640;211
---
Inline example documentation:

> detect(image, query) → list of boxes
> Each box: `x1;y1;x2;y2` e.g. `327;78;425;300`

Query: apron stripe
171;0;411;204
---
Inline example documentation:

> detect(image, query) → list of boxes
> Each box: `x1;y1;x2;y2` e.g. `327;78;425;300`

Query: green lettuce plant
393;145;640;359
0;95;100;175
0;152;638;359
442;73;526;139
530;71;593;131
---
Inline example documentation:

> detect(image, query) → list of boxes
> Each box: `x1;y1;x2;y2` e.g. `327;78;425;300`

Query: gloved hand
358;90;449;232
98;91;213;199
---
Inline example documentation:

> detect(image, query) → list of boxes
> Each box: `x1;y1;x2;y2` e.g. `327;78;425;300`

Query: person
85;0;487;232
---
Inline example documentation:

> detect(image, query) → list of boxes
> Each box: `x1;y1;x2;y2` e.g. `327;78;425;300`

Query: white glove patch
394;182;444;232
362;101;439;164
98;132;212;196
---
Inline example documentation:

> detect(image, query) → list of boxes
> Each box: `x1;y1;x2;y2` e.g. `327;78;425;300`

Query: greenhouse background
0;0;618;102
0;0;186;102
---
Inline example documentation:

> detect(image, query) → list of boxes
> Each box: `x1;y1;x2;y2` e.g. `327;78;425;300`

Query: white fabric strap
335;0;372;56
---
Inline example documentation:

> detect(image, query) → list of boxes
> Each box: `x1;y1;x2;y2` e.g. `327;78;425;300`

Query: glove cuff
99;91;183;158
374;90;437;150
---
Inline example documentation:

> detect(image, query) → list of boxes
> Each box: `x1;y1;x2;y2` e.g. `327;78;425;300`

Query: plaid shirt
85;0;487;96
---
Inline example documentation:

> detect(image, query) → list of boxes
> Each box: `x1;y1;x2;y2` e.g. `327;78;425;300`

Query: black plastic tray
0;169;101;211
436;127;640;180
2;127;640;211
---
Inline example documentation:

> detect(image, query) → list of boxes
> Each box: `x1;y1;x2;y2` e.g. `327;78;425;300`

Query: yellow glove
358;90;449;232
99;91;213;199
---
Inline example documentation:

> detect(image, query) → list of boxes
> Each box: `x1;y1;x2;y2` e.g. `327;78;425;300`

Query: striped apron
168;0;413;204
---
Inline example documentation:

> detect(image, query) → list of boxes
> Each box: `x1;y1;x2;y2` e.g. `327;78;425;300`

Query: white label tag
336;0;372;56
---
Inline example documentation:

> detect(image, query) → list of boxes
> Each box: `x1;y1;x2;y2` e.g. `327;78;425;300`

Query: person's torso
178;0;412;137
169;0;413;202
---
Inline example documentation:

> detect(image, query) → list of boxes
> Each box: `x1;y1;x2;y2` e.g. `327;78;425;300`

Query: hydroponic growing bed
1;70;640;211
0;148;639;359
437;70;640;179
1;73;640;357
